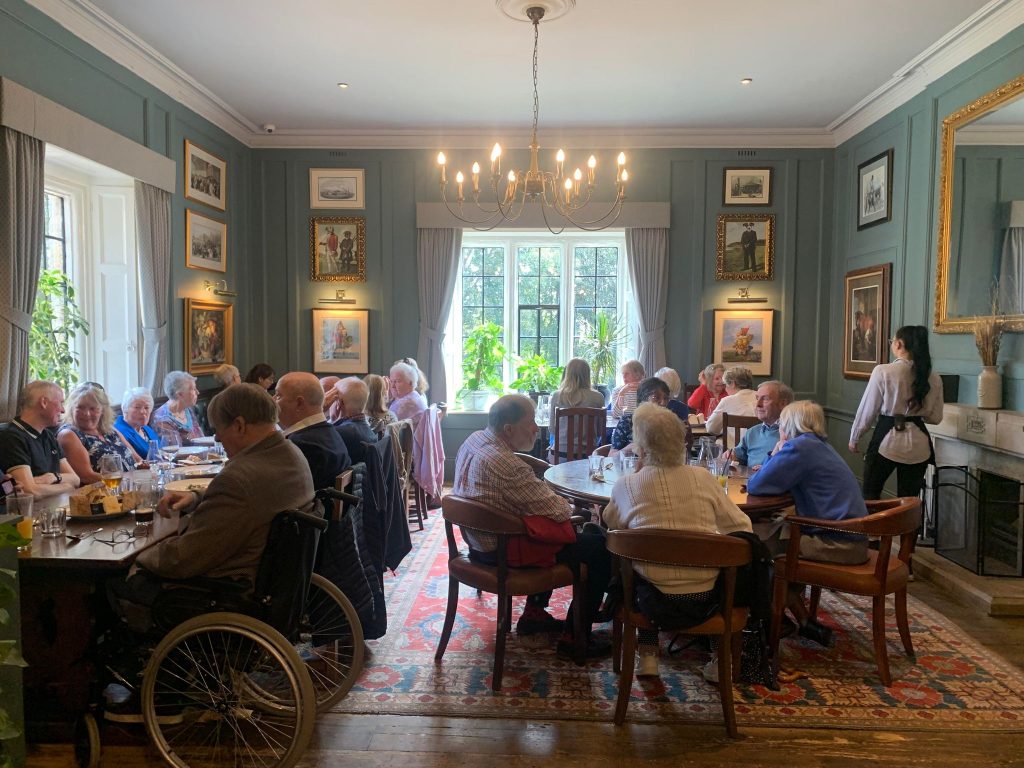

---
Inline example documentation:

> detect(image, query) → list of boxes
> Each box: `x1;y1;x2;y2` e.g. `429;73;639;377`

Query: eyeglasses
94;528;137;546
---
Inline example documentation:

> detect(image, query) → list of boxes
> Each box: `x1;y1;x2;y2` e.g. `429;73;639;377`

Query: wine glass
160;432;181;464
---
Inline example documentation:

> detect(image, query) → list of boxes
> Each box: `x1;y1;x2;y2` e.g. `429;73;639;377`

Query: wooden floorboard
25;569;1024;767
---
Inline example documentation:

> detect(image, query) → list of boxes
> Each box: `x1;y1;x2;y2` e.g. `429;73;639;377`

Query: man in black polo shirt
0;380;80;497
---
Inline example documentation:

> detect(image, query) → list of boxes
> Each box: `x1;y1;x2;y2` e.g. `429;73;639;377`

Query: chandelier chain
531;17;540;146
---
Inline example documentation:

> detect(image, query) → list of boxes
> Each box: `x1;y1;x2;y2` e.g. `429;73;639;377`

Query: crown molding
24;0;258;143
829;0;1024;145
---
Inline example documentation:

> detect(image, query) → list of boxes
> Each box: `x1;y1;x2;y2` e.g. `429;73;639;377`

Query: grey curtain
625;227;669;375
415;227;462;404
135;180;171;396
998;202;1024;316
0;128;45;420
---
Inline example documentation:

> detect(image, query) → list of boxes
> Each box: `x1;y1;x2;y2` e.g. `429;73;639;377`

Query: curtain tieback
639;324;666;345
421;325;444;343
0;304;33;333
142;323;168;343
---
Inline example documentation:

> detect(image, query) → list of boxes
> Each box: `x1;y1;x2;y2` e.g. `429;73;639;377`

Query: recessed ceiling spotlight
337;82;350;89
740;77;753;85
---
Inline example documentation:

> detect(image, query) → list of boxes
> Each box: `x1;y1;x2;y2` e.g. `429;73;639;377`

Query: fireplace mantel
931;404;1024;463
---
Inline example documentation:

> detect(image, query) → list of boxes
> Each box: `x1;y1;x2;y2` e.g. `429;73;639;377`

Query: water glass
622;455;638;474
588;454;605;481
39;506;67;537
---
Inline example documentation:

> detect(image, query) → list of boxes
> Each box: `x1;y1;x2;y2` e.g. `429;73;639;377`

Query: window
444;231;636;402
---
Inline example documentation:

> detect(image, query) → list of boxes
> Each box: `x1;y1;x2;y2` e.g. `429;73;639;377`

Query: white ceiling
30;0;1024;147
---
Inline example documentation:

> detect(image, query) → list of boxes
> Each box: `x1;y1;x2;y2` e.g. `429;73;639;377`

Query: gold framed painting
185;298;233;375
310;216;366;282
843;263;892;380
312;308;369;374
184;140;226;211
185;209;226;272
713;309;774;376
716;213;775;281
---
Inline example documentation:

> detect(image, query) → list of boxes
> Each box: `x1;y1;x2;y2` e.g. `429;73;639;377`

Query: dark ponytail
896;325;932;410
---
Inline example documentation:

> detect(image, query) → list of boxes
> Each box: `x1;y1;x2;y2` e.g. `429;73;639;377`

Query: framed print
312;309;369;374
310;168;365;209
723;167;772;206
713;309;774;376
716;213;775;280
310;216;366;282
843;263;892;379
184;298;233;375
857;149;893;230
185;209;226;272
184;140;226;211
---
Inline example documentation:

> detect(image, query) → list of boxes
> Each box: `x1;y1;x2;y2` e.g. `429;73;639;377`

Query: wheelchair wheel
299;573;365;711
141;612;316;768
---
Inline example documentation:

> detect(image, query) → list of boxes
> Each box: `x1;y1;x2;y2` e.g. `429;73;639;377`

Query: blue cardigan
746;432;866;539
113;415;159;459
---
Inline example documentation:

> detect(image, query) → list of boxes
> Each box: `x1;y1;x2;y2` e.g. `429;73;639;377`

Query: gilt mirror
935;74;1024;333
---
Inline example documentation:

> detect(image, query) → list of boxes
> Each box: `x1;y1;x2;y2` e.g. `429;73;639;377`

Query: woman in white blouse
849;325;943;498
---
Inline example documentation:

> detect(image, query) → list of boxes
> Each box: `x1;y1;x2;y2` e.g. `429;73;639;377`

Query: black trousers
862;446;928;499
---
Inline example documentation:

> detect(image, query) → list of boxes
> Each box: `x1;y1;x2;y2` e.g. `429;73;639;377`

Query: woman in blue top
747;400;868;642
114;387;160;462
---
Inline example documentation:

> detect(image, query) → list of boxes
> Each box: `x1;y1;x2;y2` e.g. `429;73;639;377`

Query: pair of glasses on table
94;527;145;546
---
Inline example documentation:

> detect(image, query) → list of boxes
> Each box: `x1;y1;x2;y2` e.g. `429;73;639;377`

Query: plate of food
171;465;221;478
165;477;215;493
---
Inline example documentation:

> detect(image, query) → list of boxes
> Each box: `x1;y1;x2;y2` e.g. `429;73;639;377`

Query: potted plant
29;269;90;393
510;354;563;399
576;312;628;401
459;322;507;411
0;517;29;768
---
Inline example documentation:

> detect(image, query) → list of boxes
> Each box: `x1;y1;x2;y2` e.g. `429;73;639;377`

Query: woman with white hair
58;382;137;483
394;357;429;397
151;370;205;444
212;364;241;388
705;366;757;438
603;403;751;679
388;361;427;421
114;387;159;461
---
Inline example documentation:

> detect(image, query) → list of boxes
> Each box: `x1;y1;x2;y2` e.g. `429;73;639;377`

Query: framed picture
312;309;369;374
716;213;775;280
857;149;893;230
184;140;226;211
723;167;772;206
843;263;892;379
310;216;366;282
310;168;365;209
184;298;233;375
185;209;226;272
713;309;774;376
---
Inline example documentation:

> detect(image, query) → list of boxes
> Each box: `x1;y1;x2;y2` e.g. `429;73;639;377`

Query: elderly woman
114;387;159;462
610;377;671;455
364;374;396;435
388;361;427;421
705;366;757;438
610;359;646;419
547;358;605;460
747;400;868;645
151;371;205;444
243;363;276;391
687;363;725;419
655;366;690;423
603;403;751;679
394;357;429;397
212;364;241;388
58;383;137;483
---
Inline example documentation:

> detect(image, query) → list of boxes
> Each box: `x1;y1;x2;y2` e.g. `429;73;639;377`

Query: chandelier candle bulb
573;168;582;198
564;177;572;204
455;171;464;201
471;162;480;194
437;152;447;184
587;155;596;185
555;148;565;178
491;143;502;177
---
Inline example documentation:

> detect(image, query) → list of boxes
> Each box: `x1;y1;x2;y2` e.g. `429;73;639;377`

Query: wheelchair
75;488;365;768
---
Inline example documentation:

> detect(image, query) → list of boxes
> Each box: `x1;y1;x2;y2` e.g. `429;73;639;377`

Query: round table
543;458;792;519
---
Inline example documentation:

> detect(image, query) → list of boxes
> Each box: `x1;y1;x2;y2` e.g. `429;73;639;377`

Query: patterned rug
333;516;1024;731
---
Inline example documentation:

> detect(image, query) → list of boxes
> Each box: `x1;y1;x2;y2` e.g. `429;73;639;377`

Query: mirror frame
934;74;1024;333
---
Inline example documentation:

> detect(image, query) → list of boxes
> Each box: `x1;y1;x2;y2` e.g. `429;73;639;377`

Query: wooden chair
435;496;585;690
683;382;699;403
514;451;550;480
718;413;760;451
387;419;425;530
768;497;923;687
330;469;354;521
606;529;751;736
593;443;612;457
551;406;606;465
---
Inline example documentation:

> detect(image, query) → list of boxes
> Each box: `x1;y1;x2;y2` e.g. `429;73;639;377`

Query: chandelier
436;2;628;233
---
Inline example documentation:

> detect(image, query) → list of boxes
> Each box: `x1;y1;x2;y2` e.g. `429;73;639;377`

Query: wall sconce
319;289;356;305
203;279;237;298
727;285;768;304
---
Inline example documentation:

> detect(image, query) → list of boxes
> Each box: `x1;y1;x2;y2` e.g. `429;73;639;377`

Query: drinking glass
588;454;605;481
160;432;181;464
39;507;67;537
99;454;123;494
622;455;638;474
133;483;158;536
9;495;35;550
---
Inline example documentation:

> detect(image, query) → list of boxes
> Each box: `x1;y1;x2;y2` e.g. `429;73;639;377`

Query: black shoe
516;610;563;636
798;620;833;647
556;637;612;661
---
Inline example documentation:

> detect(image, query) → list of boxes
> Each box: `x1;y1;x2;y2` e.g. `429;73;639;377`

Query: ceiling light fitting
436;2;628;233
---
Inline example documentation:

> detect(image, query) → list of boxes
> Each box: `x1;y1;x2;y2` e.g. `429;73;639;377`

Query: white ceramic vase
977;365;1002;410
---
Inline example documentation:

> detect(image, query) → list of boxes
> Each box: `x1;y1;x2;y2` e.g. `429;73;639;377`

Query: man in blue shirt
727;380;793;469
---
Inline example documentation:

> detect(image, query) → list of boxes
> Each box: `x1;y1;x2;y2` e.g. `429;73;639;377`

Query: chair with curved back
606;529;751;736
593;443;612;457
435;495;586;691
718;413;760;451
514;451;551;480
768;497;923;687
551;406;606;465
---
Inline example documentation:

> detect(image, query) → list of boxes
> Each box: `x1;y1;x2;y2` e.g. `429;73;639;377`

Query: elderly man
453;394;611;656
727;380;794;469
0;380;80;497
705;366;757;437
276;372;351;490
610;359;645;419
333;377;378;465
388;361;427;422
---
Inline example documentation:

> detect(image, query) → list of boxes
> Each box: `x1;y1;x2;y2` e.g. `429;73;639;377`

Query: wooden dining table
543;458;792;519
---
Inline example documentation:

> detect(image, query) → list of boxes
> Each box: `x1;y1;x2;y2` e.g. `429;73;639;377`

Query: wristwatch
52;473;62;484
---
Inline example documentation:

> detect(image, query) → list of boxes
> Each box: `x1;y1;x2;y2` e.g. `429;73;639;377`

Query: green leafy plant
0;521;29;768
460;322;508;395
576;312;629;386
510;354;563;394
29;269;90;392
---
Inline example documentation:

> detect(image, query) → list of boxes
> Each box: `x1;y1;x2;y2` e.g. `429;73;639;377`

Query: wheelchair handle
316;487;360;506
283;508;329;532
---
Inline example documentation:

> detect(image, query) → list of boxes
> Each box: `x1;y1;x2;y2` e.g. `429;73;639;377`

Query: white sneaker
701;657;719;684
637;646;659;677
